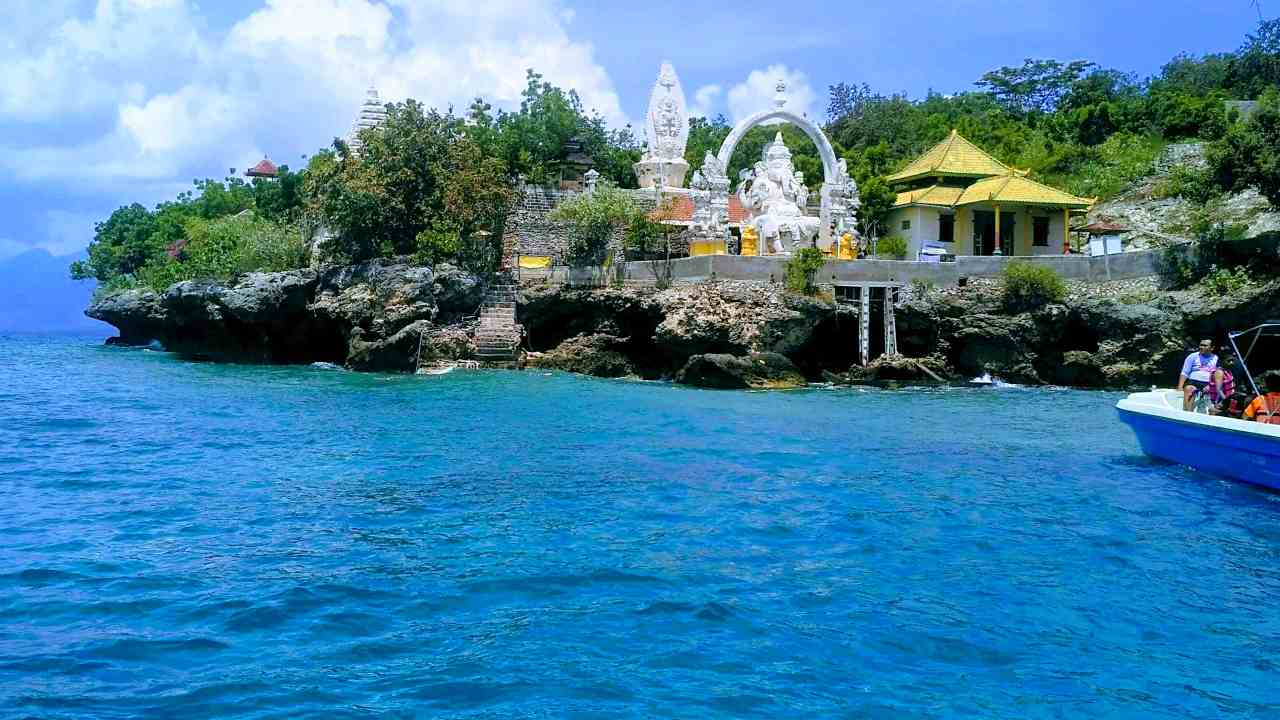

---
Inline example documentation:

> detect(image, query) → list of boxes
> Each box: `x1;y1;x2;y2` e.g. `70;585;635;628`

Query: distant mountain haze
0;250;110;334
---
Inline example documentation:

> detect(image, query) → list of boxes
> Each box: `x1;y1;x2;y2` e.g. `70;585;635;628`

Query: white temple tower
348;86;389;154
633;62;690;189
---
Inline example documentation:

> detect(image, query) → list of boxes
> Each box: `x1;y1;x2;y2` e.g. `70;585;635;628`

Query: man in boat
1244;372;1280;423
1178;339;1223;411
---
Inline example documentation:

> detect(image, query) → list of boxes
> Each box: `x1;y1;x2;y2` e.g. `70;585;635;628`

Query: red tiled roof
650;194;749;225
246;158;279;178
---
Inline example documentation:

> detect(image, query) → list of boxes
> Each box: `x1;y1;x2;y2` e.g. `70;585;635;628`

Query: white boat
1116;322;1280;491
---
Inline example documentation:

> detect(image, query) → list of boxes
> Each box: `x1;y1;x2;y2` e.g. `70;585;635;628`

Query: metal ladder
883;287;899;357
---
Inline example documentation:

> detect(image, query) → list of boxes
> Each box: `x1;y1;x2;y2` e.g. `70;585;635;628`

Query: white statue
738;132;820;254
633;62;690;188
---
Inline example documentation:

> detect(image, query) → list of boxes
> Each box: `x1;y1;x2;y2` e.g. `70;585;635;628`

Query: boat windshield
1227;322;1280;397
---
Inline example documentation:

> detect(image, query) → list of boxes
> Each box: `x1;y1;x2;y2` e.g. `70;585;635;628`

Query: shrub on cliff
876;236;909;260
547;182;641;266
135;215;306;292
71;172;304;287
1001;261;1066;312
784;247;826;296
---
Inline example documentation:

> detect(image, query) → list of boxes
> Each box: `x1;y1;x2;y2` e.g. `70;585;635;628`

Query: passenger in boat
1244;372;1280;423
1207;355;1237;414
1178;339;1221;411
1214;359;1254;418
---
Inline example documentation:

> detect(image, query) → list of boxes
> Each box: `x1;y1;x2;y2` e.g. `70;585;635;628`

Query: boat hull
1117;390;1280;491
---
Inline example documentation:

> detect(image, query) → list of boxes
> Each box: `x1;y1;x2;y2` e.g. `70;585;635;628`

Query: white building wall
1027;212;1068;256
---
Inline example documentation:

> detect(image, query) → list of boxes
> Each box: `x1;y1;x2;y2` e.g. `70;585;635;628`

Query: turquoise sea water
2;334;1280;719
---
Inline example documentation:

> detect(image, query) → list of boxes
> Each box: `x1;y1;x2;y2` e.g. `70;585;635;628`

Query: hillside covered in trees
72;20;1280;293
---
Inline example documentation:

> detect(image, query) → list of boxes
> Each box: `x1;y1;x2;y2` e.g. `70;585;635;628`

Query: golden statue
740;226;759;256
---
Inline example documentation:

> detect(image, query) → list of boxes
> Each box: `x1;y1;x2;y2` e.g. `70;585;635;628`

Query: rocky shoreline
87;260;1280;390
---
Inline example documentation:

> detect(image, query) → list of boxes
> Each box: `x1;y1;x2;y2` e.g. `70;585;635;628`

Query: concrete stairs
474;284;521;366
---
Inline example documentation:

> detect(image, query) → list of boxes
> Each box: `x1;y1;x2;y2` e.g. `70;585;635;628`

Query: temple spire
348;85;389;155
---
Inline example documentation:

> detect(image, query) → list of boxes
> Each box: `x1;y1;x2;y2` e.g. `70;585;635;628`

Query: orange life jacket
1256;393;1280;424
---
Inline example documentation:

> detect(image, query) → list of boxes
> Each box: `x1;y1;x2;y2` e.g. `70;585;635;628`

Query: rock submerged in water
675;352;806;390
525;333;634;378
840;353;950;385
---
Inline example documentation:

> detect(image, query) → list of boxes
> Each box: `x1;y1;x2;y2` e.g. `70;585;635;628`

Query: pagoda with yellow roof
885;130;1093;257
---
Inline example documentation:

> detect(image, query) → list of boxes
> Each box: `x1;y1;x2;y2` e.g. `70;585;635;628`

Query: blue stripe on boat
1117;402;1280;491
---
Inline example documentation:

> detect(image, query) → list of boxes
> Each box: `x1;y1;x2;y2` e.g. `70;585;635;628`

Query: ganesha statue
737;132;821;255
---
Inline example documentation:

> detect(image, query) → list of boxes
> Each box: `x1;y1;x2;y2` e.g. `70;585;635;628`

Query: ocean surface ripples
2;335;1280;718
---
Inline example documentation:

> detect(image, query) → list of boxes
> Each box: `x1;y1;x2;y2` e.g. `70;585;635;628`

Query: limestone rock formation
87;261;486;370
519;281;848;379
654;282;827;358
86;288;168;345
312;259;438;337
525;333;634;378
675;352;806;389
840;353;951;385
87;257;1280;390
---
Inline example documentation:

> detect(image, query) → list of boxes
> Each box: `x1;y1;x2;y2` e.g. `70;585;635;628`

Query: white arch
716;108;845;248
715;108;839;183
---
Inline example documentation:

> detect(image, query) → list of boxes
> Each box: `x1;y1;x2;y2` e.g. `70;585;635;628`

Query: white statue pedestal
633;157;690;190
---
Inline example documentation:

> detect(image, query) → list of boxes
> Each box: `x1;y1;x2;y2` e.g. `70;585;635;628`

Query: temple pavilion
885;130;1093;258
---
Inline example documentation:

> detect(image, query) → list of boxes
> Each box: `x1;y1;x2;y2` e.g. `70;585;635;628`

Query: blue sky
0;0;1264;264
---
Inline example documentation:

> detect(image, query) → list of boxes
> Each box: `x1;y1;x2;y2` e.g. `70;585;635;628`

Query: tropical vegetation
72;20;1280;294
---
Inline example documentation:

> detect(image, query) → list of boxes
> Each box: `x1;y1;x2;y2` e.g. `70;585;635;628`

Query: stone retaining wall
522;249;1169;286
503;183;677;266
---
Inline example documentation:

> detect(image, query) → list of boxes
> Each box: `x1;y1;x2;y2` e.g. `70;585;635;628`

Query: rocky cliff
521;277;1280;389
89;262;1280;389
1088;142;1280;249
88;259;483;372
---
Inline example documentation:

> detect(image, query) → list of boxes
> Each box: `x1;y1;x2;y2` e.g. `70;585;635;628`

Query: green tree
684;115;731;174
136;214;305;292
1228;18;1280;99
70;203;160;283
875;236;909;260
251;165;305;220
977;59;1096;115
853;174;896;238
1001;261;1066;312
1151;53;1233;96
1209;91;1280;206
305;100;514;266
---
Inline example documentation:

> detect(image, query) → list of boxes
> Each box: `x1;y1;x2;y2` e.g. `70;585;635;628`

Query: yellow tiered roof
894;185;965;208
894;174;1094;210
886;129;1011;183
955;173;1093;209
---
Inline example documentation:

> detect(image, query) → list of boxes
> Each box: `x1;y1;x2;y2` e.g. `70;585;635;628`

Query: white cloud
0;0;209;121
119;86;242;155
385;0;626;125
726;64;818;124
0;0;629;200
687;84;722;119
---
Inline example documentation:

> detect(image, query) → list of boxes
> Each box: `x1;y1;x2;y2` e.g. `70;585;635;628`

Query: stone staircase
473;284;521;366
